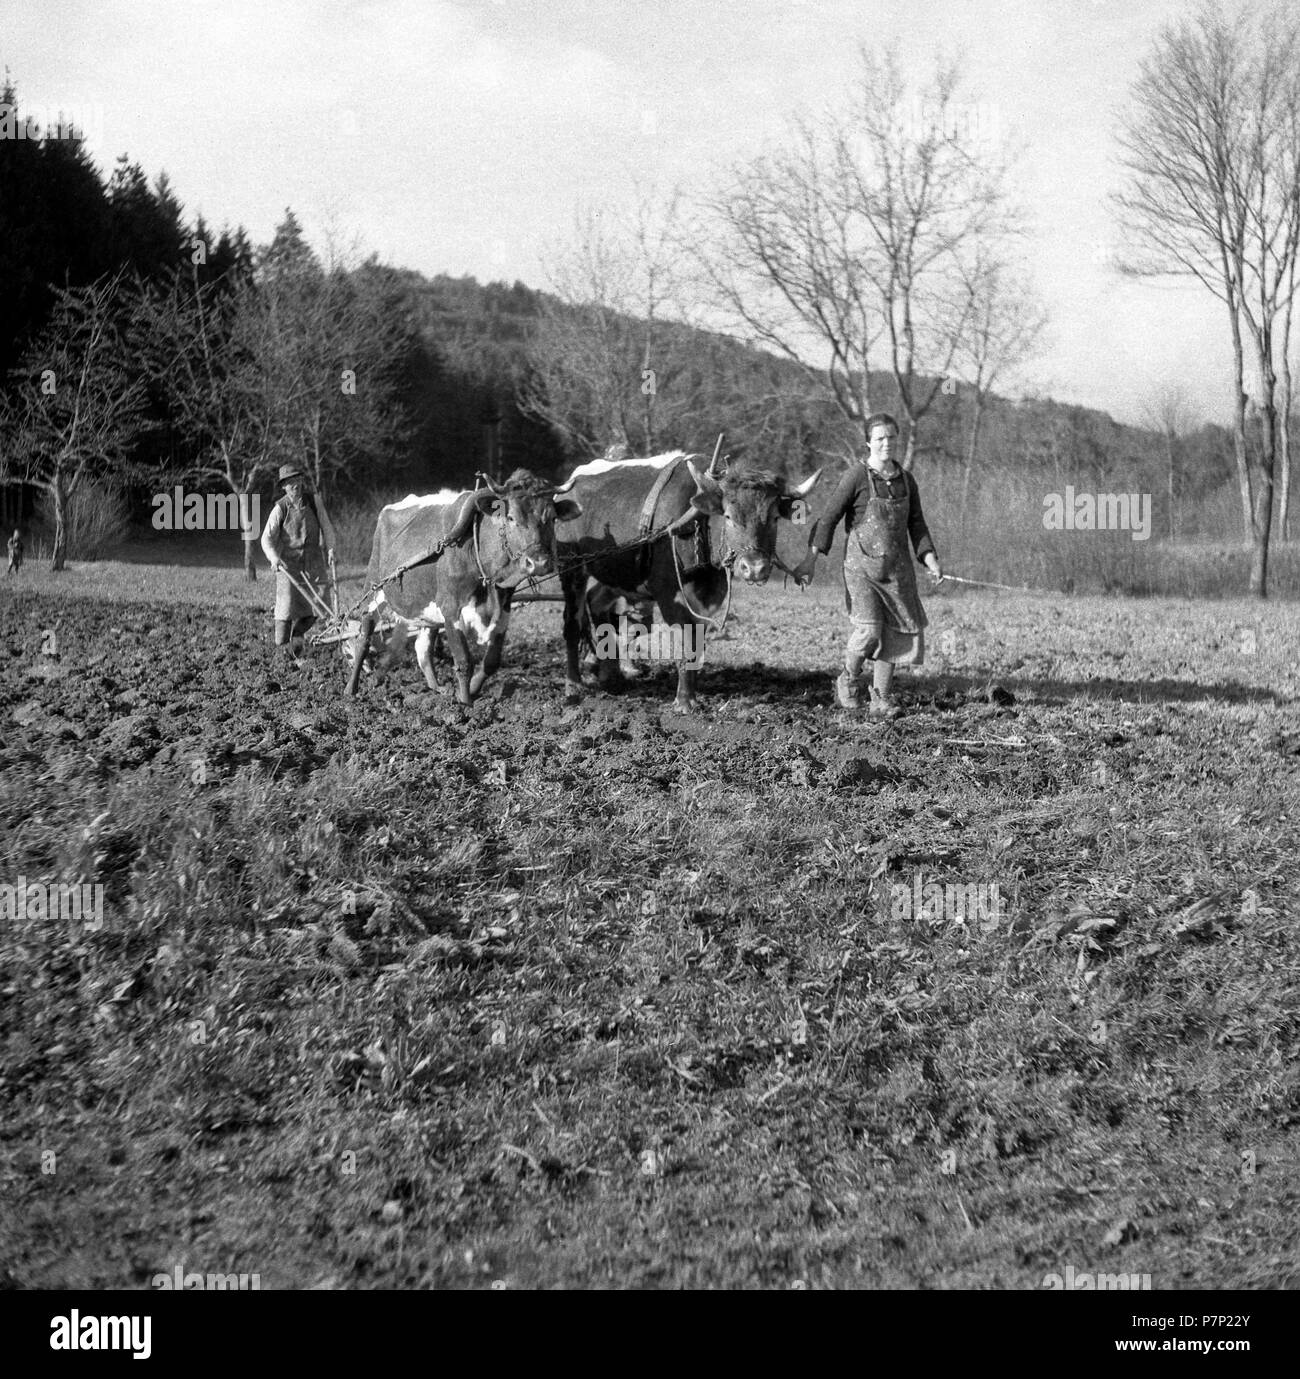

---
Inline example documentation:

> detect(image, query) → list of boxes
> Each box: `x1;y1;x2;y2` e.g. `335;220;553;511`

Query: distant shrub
34;480;131;560
921;464;1299;597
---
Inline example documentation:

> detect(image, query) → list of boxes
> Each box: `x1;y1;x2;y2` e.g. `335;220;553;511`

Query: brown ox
557;451;820;712
346;469;581;704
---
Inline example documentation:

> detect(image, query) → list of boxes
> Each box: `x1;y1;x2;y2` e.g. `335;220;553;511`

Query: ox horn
686;459;721;491
786;467;823;498
550;473;578;495
478;473;506;495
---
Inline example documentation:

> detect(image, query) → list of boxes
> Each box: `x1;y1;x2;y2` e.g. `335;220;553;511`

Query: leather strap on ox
637;458;711;580
638;458;682;539
637;458;680;582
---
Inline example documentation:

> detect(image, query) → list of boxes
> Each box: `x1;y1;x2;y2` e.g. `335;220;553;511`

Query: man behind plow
260;463;338;659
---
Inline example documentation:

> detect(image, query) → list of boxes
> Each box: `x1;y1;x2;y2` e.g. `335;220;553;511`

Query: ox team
276;410;943;715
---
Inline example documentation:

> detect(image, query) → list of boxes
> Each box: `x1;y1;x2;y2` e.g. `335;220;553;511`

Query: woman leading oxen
792;413;943;716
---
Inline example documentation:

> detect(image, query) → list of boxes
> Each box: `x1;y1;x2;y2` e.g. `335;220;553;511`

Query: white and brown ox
346;469;581;704
558;451;820;713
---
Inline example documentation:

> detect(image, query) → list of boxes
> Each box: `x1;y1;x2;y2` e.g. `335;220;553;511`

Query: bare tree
0;274;150;569
1116;2;1300;595
952;248;1047;515
521;193;699;455
1141;383;1199;540
255;233;417;498
694;48;1012;469
131;226;417;579
130;263;287;580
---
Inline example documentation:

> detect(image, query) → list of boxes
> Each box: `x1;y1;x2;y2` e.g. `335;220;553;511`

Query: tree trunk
1249;497;1270;596
1278;367;1292;544
1165;429;1176;540
1249;438;1275;597
1279;249;1296;546
1249;333;1277;598
1227;297;1254;544
51;481;68;571
962;394;986;528
243;483;257;582
642;321;655;456
901;416;918;472
643;391;655;457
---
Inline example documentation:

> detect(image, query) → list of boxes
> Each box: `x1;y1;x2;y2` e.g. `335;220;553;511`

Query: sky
1;0;1236;426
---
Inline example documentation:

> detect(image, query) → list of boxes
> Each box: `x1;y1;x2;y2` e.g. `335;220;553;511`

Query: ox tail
345;613;376;696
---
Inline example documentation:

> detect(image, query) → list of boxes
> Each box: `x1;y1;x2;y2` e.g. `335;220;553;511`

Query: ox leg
444;623;475;705
375;622;410;684
345;613;376;696
469;627;506;699
414;629;440;690
592;610;621;690
656;595;704;714
674;621;706;713
595;657;621;691
619;600;650;681
561;577;586;705
594;598;647;688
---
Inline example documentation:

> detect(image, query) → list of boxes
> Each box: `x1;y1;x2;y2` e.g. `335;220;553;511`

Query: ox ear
552;497;583;522
473;490;506;518
686;459;725;515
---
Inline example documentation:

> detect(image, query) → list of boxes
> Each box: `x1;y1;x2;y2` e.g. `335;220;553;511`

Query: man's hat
278;464;306;485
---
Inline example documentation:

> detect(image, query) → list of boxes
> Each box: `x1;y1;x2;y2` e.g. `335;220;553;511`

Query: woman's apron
272;497;325;622
842;466;926;666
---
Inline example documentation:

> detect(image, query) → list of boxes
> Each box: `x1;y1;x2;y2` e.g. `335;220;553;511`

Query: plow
288;561;566;673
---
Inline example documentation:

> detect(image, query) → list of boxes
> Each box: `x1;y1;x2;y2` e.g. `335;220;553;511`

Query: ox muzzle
733;551;773;585
515;544;554;579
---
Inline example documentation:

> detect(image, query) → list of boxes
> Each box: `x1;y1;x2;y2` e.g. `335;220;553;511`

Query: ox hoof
563;682;585;706
671;698;700;716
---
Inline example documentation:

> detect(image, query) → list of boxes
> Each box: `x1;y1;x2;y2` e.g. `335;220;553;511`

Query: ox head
473;468;583;585
684;457;821;584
